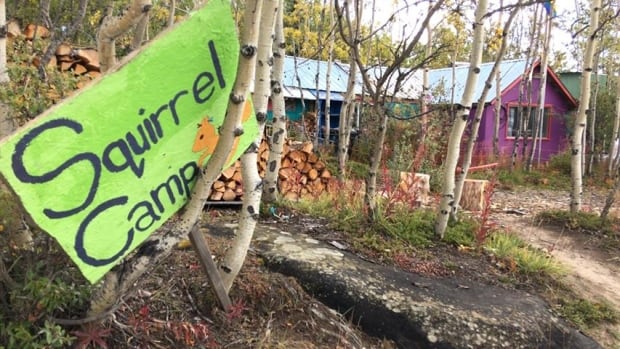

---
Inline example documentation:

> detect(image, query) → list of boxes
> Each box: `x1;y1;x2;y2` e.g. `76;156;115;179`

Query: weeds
484;232;565;277
556;299;618;329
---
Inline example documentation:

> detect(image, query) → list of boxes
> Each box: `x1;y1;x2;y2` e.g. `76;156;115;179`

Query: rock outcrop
251;223;601;349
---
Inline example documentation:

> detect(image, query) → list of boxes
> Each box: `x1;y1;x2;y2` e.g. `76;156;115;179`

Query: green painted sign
0;0;257;284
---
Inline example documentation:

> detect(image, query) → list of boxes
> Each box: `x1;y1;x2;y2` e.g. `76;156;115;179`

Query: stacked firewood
209;140;335;202
9;22;101;86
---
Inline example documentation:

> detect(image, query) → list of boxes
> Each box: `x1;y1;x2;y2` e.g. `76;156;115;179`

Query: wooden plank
188;225;231;311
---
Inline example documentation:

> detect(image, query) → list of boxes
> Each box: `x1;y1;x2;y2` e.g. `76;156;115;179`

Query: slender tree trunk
88;0;261;316
493;68;501;159
511;5;540;169
337;55;357;179
365;104;388;216
587;50;601;175
130;12;150;50
262;0;286;203
220;0;276;293
570;0;601;213
323;0;334;150
453;4;519;218
435;0;487;238
168;0;176;27
420;0;431;146
492;0;503;160
97;0;152;73
608;73;620;177
0;0;8;84
526;11;552;170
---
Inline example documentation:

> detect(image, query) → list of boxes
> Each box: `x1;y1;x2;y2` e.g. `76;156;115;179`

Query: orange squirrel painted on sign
193;99;253;167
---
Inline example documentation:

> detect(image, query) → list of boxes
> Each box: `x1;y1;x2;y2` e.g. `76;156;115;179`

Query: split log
23;24;51;40
6;21;21;38
459;179;489;212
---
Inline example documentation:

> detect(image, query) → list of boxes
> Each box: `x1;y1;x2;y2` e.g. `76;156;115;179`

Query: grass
484;232;565;277
556;298;618;329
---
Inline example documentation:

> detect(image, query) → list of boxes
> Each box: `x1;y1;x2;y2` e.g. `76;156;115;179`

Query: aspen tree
601;75;620;219
526;5;552;170
0;0;8;84
88;0;263;316
434;0;487;238
97;0;152;72
263;0;286;203
452;2;520;219
570;0;601;213
335;0;444;216
608;70;620;177
219;0;277;293
323;0;335;149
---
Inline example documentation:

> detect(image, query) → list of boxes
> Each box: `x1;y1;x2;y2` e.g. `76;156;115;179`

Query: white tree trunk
527;12;552;170
262;0;286;203
131;12;150;50
220;0;277;293
97;0;152;73
587;50;601;175
435;0;487;238
0;0;8;84
608;71;620;176
570;0;601;213
88;0;262;316
337;56;357;179
323;0;335;148
453;3;520;218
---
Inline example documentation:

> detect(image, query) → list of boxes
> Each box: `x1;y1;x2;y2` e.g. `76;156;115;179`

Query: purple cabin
428;59;578;164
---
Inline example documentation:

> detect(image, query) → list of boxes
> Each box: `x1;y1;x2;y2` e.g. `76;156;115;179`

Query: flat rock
252;224;602;349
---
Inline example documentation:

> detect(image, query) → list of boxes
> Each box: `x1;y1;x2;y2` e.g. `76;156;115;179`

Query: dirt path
492;188;620;348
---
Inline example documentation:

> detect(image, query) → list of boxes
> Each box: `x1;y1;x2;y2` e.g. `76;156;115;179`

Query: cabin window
507;106;551;138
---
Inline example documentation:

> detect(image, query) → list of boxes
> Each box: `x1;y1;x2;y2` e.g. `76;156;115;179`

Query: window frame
505;103;553;140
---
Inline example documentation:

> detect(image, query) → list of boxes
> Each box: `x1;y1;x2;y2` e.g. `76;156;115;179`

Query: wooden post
189;225;232;311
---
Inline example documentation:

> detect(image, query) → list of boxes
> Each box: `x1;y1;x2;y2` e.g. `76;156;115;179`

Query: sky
364;0;585;70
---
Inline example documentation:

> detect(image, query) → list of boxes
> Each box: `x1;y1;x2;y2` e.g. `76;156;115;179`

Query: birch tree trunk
0;0;8;84
526;10;552;170
168;0;176;27
220;0;277;293
601;72;620;219
88;0;262;316
337;56;357;180
336;0;361;180
452;3;519;218
570;0;601;213
492;0;503;160
510;5;540;169
130;12;150;50
587;50;601;175
97;0;152;73
0;0;14;138
435;0;487;238
323;0;334;149
262;0;286;203
608;73;620;177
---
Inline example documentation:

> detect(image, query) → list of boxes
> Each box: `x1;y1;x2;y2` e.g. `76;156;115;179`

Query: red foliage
72;323;112;349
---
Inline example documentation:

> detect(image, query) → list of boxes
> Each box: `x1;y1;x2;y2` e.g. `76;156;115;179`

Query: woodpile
10;22;101;86
208;140;336;202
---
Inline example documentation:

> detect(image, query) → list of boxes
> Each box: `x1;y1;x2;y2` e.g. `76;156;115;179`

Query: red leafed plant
225;299;248;322
72;323;112;349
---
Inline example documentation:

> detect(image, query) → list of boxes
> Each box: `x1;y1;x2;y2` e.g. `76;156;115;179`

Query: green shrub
547;151;572;177
536;210;616;236
557;299;618;329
